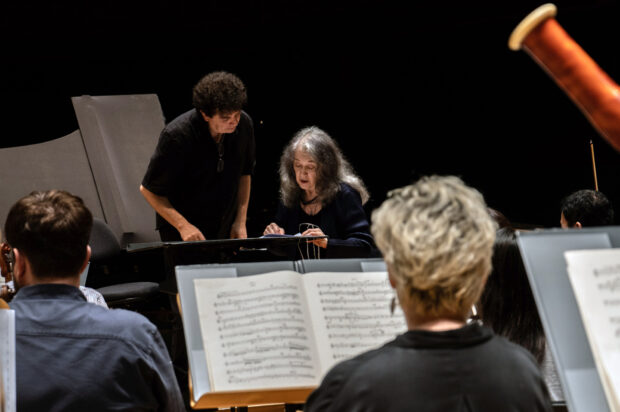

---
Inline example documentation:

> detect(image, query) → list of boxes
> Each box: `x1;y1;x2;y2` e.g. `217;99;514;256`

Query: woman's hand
263;223;285;235
302;227;328;248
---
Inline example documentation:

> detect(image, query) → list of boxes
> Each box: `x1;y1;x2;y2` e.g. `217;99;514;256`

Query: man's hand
178;223;206;241
263;223;285;235
230;221;248;239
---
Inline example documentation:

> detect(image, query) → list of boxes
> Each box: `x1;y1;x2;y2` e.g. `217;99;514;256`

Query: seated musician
479;226;564;402
263;126;375;258
560;188;614;228
304;176;551;411
5;190;185;411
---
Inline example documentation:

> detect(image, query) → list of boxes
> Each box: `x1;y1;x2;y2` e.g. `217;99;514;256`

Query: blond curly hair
371;176;497;319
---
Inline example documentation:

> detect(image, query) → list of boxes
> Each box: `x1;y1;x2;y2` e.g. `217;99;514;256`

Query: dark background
1;0;619;234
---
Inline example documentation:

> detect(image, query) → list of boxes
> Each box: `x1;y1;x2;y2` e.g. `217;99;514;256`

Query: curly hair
192;71;247;116
371;176;497;319
5;190;93;279
560;189;614;227
279;126;369;208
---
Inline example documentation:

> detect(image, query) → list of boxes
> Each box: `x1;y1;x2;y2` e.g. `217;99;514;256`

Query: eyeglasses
217;138;225;173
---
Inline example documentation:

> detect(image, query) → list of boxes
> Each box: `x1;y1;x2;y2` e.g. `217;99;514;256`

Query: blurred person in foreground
6;190;185;412
304;175;551;411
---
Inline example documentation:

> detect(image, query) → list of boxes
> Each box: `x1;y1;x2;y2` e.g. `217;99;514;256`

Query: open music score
193;270;407;398
565;249;620;412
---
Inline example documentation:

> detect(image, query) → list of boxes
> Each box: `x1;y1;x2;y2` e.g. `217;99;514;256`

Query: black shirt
142;109;255;239
304;322;552;412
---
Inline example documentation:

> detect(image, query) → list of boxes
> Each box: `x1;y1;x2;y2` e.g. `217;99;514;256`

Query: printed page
194;270;321;393
0;309;15;412
565;249;620;412
302;271;407;377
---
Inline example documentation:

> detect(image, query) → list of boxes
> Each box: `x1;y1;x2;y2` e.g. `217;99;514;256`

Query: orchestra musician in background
479;226;564;402
263;126;375;259
140;71;256;242
304;176;551;411
559;189;614;228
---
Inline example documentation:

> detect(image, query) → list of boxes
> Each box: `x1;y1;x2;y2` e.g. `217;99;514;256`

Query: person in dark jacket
263;126;374;258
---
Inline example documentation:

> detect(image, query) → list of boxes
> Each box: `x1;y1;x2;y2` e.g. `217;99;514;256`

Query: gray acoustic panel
71;94;165;246
0;130;105;230
517;228;616;412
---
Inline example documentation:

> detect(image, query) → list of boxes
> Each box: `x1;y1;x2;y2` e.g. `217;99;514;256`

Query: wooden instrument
508;3;620;153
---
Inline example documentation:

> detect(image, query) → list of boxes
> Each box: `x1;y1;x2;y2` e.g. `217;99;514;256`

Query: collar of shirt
392;321;493;350
12;283;87;303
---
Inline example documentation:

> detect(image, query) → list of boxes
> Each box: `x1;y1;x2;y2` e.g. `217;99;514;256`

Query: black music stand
126;235;328;294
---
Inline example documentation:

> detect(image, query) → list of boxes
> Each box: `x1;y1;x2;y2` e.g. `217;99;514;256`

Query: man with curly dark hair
141;71;256;241
559;189;614;228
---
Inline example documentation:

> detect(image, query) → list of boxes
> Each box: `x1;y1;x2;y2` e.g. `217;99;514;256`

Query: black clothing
305;322;552;412
142;109;255;240
274;183;374;258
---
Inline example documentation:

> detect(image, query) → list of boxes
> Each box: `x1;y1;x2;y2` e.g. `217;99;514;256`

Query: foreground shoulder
96;308;161;344
305;346;387;410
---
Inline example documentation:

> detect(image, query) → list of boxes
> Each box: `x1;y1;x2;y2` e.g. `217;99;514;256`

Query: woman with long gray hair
263;126;374;258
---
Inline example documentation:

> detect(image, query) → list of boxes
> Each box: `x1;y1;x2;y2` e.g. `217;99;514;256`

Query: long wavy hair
279;126;369;208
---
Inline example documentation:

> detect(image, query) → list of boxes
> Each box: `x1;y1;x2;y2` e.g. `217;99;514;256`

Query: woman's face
293;149;318;194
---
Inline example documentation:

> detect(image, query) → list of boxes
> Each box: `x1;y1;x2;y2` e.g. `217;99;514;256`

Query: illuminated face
293;149;318;194
201;110;241;136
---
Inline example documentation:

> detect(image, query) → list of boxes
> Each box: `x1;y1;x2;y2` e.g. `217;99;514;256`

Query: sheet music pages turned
565;249;620;412
302;271;407;376
194;271;322;393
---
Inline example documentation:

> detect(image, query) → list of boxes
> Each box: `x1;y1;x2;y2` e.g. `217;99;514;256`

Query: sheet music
0;309;15;412
303;271;407;376
565;249;620;412
194;271;321;392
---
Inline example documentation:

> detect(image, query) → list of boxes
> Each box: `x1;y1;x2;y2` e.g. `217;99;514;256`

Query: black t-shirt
304;322;552;412
142;109;255;239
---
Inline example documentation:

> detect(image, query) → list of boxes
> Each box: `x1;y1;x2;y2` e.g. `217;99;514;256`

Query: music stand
517;226;620;412
126;235;327;294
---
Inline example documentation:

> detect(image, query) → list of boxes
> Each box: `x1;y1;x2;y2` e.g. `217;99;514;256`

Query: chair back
89;217;121;263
